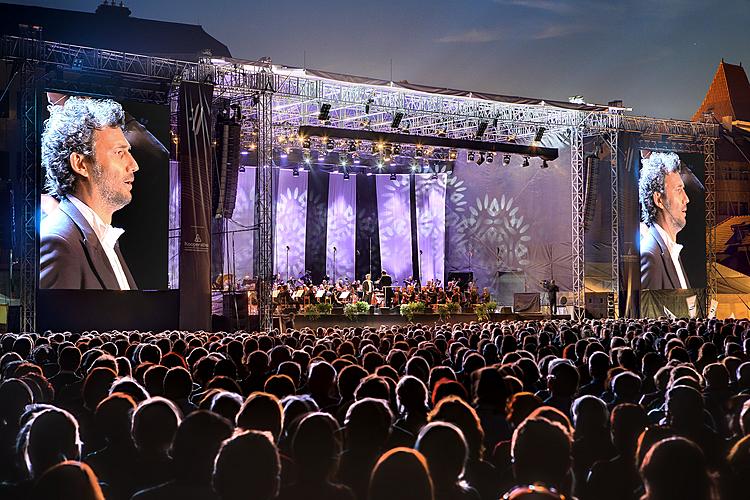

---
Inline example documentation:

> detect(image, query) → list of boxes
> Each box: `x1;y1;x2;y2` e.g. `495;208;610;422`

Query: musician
480;287;491;303
362;273;373;304
436;287;447;304
392;286;402;307
379;270;393;307
468;286;479;304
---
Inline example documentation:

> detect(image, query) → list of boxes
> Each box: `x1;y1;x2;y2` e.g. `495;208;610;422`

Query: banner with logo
178;82;214;330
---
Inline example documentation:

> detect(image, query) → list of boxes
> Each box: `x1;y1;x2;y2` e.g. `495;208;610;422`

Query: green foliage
303;302;332;320
437;301;461;320
474;301;497;322
399;301;426;322
344;301;371;321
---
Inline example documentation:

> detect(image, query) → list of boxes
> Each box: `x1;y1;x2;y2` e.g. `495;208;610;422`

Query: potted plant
344;301;371;321
474;301;497;322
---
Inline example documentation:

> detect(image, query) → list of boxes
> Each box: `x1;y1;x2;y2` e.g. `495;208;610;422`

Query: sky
13;0;750;120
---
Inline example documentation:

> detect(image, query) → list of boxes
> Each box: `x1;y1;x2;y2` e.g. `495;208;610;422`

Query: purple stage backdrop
326;173;357;282
275;169;308;281
376;174;413;285
168;160;180;289
225;167;256;280
415;174;447;284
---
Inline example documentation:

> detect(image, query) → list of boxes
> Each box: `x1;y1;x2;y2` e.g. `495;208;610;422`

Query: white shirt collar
653;222;682;256
67;195;125;249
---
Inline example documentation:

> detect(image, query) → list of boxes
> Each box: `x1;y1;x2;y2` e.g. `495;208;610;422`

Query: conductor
379;270;393;307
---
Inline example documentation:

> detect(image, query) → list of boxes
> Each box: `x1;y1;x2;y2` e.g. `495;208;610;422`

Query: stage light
468;151;476;162
448;149;458;161
503;155;511;166
383;145;393;162
431;171;438;180
365;97;374;114
340;156;348;167
391;112;404;129
486;152;494;163
303;151;312;164
280;149;288;159
522;157;530;167
541;159;549;169
318;152;326;162
326;137;335;152
343;169;350;180
240;150;249;156
476;153;485;166
249;143;257;151
302;137;311;149
318;103;331;121
415;145;424;158
410;162;419;172
377;161;385;170
393;143;401;155
476;121;488;139
353;154;361;164
390;172;397;181
292;166;300;177
348;140;357;152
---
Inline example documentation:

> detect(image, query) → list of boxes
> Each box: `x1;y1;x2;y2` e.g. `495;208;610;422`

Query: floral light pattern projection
446;141;573;301
326;173;357;282
376;174;413;285
415;174;447;284
274;169;309;281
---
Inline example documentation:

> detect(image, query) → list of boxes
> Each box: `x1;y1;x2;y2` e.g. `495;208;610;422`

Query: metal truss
703;138;717;308
19;58;39;333
255;70;275;332
570;126;585;321
607;132;620;318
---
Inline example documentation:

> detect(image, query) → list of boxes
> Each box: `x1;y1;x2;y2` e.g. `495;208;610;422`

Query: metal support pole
608;131;620;318
255;70;274;332
570;126;585;321
703;137;717;310
20;55;39;333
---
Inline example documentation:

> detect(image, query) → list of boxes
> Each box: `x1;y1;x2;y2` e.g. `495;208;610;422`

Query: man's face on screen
90;126;139;211
658;171;689;233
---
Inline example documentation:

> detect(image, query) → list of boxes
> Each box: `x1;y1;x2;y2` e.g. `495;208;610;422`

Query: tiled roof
0;2;231;61
693;61;750;122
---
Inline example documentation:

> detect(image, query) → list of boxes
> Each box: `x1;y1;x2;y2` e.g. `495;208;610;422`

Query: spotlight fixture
318;152;326;162
503;155;511;166
393;143;401;155
541;159;549;169
476;153;485;166
348;140;357;152
302;137;311;149
365;97;374;114
468;151;476;162
431;172;438;180
486;152;494;163
376;161;385;170
383;145;393;162
292;166;300;177
343;169;350;180
410;162;419;172
318;103;331;121
448;149;458;161
415;145;424;158
522;157;530;167
391;111;404;129
353;153;361;164
326;137;335;152
390;172;397;181
475;121;488;139
303;152;312;164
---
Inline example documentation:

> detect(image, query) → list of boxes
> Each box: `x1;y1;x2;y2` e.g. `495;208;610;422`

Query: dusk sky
14;0;750;120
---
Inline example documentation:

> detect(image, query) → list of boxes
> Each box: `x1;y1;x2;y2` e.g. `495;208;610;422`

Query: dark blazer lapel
115;243;138;290
59;198;120;290
650;225;681;289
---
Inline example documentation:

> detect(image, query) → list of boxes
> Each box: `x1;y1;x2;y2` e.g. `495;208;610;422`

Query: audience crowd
1;316;750;499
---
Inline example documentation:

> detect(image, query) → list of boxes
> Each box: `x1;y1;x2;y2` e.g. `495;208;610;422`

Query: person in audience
32;460;105;500
213;430;280;500
416;421;479;500
368;447;434;500
639;437;717;500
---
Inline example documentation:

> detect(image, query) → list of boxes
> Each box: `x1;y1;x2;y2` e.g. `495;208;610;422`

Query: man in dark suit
639;152;690;290
39;97;139;290
378;270;393;307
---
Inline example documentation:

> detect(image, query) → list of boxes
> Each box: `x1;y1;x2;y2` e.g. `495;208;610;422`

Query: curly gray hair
41;97;125;197
639;152;681;226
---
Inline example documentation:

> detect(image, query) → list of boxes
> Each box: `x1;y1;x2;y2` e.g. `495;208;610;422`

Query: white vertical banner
708;299;719;319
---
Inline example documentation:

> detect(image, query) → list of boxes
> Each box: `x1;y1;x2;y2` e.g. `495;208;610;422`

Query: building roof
0;1;231;61
693;60;750;122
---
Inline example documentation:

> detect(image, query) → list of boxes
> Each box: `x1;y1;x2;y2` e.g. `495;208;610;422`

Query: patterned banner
226;167;256;280
376;174;413;285
274;169;308;281
326;173;357;282
415;174;447;284
177;82;214;330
